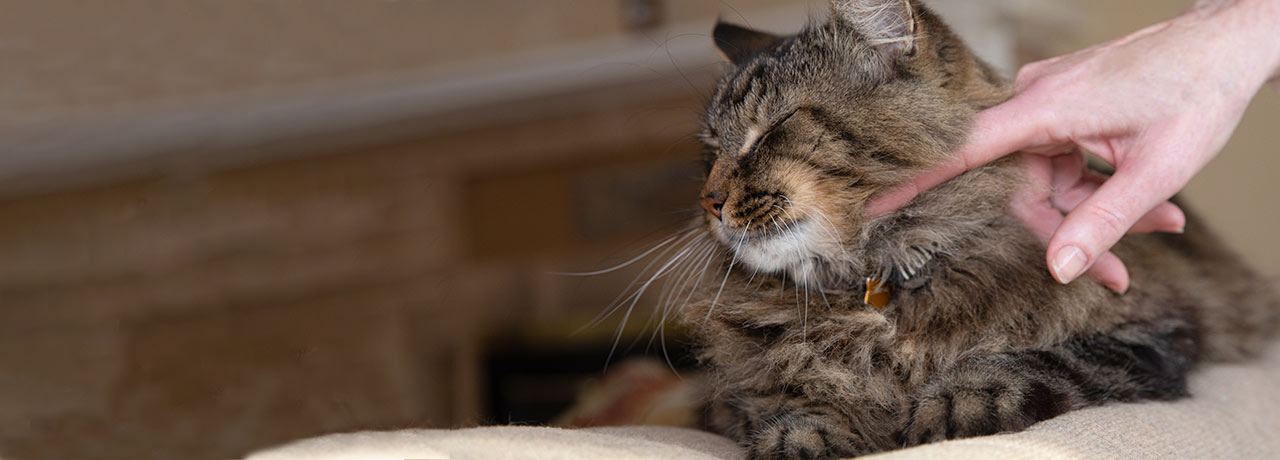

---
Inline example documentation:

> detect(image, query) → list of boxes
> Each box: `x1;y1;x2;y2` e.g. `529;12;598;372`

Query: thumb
1045;162;1185;285
866;95;1058;216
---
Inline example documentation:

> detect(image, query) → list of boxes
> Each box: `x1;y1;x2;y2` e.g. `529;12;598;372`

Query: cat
675;0;1280;458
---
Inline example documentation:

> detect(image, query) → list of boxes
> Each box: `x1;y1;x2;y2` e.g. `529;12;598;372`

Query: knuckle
1013;64;1060;92
1083;205;1131;238
1013;69;1040;91
1013;66;1034;83
1015;60;1047;81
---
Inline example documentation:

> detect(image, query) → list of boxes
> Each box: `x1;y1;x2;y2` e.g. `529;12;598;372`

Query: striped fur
685;1;1280;459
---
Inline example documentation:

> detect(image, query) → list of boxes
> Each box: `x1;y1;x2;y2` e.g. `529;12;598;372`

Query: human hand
868;0;1280;293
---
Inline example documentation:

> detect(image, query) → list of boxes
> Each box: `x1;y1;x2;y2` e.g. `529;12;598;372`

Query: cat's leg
903;319;1198;445
743;402;872;460
705;390;884;460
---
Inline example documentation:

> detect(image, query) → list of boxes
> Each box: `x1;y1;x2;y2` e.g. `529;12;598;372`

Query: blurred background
1;1;1276;459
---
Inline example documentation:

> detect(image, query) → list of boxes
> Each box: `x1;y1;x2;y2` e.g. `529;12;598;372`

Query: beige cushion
244;426;740;460
248;342;1280;460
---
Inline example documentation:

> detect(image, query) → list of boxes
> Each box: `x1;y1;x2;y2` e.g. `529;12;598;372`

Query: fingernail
1052;246;1087;284
1103;278;1128;295
1174;226;1185;234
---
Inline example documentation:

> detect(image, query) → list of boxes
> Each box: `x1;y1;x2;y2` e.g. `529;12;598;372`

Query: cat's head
699;0;1007;286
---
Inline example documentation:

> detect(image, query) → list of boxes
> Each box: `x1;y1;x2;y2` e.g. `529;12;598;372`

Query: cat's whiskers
706;219;753;324
772;212;814;340
601;231;710;367
576;228;702;334
650;238;720;371
611;237;701;336
742;223;766;296
673;242;721;318
766;215;791;297
778;203;839;310
658;239;720;337
644;238;711;338
553;230;691;277
766;215;805;337
653;238;712;319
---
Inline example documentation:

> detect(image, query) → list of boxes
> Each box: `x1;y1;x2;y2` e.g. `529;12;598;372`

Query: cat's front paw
873;243;938;288
893;244;936;282
904;378;1046;446
747;415;866;460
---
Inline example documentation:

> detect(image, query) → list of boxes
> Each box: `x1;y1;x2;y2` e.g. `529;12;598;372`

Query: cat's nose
701;191;726;218
701;159;730;219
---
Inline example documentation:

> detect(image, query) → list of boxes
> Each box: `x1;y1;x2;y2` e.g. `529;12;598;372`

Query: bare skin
868;0;1280;293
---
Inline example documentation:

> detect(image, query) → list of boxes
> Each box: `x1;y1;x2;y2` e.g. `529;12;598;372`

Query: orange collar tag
865;277;891;309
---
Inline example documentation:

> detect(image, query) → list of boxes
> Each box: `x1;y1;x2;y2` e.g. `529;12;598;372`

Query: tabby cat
678;0;1280;458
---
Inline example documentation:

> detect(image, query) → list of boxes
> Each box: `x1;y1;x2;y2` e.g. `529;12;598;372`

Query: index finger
865;96;1057;216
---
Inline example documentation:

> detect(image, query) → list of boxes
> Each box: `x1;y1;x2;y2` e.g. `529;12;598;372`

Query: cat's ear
712;21;780;65
832;0;919;61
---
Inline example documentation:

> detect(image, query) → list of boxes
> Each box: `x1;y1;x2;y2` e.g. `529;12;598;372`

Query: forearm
1190;0;1280;85
1236;0;1280;82
1259;0;1280;83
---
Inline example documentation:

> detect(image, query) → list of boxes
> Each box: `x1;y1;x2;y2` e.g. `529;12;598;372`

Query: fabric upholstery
248;342;1280;459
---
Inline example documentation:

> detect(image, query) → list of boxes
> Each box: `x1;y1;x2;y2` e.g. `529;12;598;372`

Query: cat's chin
710;219;852;289
735;237;808;277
